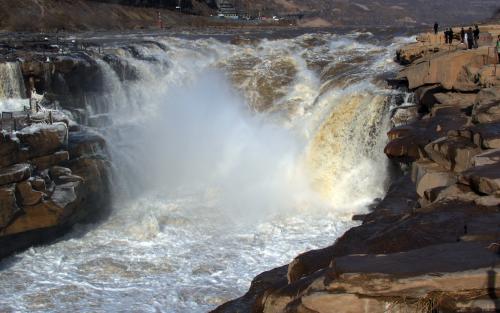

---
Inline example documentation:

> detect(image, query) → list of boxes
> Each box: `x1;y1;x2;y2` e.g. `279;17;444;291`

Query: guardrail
0;110;54;132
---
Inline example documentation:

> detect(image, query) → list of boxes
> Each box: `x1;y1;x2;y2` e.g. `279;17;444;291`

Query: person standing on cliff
434;22;439;35
467;27;474;49
444;28;449;44
460;27;465;43
473;25;480;48
449;28;454;45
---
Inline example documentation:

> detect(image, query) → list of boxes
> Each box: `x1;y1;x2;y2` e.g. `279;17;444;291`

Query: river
0;30;411;312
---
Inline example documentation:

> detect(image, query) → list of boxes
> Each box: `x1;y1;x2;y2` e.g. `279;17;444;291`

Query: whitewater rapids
0;31;410;312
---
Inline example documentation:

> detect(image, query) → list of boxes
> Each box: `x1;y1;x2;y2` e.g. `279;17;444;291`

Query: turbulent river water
0;31;411;312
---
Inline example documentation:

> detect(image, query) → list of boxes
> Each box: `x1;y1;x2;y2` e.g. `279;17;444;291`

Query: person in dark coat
460;27;465;43
434;22;439;35
467;27;474;49
449;28;454;45
473;24;480;48
444;28;449;44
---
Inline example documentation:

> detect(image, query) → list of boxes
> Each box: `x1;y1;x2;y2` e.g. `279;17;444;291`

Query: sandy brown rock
461;163;500;195
15;180;44;206
412;159;456;197
396;48;490;91
30;151;69;171
16;123;68;158
424;136;481;172
473;148;500;166
470;122;500;149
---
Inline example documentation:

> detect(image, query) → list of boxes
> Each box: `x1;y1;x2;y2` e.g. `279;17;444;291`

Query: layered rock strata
0;122;111;258
214;29;500;313
0;51;115;258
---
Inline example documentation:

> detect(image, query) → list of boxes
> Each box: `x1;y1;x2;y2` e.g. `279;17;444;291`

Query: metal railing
0;110;54;132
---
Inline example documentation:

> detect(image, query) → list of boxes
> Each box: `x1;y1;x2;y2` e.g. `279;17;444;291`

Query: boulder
472;87;500;123
16;123;68;158
51;182;78;210
0;186;19;229
476;64;500;87
267;242;500;313
414;84;443;112
390;105;418;126
423;183;479;204
1;201;62;236
470;122;500;148
48;166;72;180
461;164;500;195
473;148;500;166
0;163;31;186
433;92;476;108
68;130;106;159
396;48;488;91
412;160;456;197
15;180;44;206
30;151;69;171
30;177;46;193
0;134;20;168
474;195;500;207
424;136;481;172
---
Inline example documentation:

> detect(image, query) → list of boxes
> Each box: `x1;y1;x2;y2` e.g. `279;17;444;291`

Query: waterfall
0;32;406;313
0;62;28;112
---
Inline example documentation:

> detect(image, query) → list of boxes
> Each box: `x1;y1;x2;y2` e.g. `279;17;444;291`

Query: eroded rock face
215;29;500;313
0;163;31;185
16;123;68;157
0;125;111;258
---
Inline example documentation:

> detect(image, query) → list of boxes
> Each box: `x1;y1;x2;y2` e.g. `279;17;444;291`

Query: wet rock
88;114;113;128
424;136;481;172
30;151;69;171
51;182;78;210
68;130;106;159
390;105;418;126
1;201;62;236
0;163;31;186
15;180;43;206
102;54;138;81
412;159;456;197
16;123;68;157
30;177;46;193
287;175;418;284
0;186;19;228
48;166;72;180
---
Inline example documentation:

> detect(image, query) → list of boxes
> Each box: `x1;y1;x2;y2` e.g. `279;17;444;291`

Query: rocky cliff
214;26;500;313
0;46;116;258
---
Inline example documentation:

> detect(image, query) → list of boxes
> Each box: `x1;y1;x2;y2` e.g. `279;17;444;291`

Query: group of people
460;25;480;49
434;22;480;49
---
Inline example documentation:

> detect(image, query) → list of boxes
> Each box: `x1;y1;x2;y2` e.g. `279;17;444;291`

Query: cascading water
0;32;409;312
0;62;28;111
